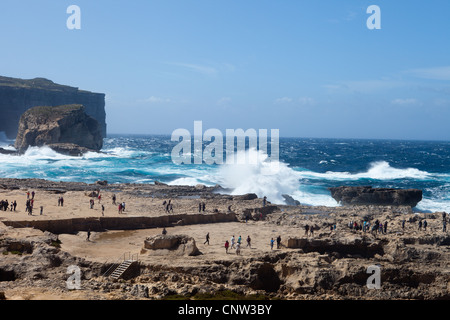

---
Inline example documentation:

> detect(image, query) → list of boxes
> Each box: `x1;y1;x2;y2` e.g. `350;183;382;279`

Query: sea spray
216;148;300;205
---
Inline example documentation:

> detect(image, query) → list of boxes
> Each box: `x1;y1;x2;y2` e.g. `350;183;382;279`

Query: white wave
298;161;433;181
168;177;210;186
216;148;301;205
416;198;450;213
291;189;339;207
102;147;154;158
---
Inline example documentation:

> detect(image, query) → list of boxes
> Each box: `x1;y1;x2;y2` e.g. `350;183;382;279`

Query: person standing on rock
112;194;116;205
204;232;210;245
443;220;447;233
101;204;105;216
199;202;202;213
87;229;91;241
276;235;281;249
423;220;428;231
383;221;388;234
418;220;423;231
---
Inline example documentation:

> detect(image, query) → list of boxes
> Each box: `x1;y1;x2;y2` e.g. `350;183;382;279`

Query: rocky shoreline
0;178;449;300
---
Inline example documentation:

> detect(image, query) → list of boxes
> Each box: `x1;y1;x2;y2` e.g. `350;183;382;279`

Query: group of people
224;235;253;255
162;200;173;213
0;199;17;211
198;202;206;212
348;219;389;234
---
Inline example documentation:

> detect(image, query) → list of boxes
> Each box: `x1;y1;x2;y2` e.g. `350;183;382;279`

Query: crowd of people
0;199;17;212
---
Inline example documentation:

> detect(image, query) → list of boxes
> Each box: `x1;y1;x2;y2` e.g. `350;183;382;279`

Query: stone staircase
103;252;139;280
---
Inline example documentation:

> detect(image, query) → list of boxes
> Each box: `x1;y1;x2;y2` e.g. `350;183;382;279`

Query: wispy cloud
139;96;171;104
165;62;236;76
391;98;420;106
406;66;450;81
169;62;218;75
274;97;293;104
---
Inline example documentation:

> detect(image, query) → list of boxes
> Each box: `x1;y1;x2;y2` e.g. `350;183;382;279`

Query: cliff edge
0;76;106;139
14;104;103;155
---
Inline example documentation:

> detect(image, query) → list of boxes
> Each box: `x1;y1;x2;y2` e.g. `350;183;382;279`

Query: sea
0;132;449;213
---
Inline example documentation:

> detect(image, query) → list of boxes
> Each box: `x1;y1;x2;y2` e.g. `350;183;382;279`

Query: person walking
204;232;210;245
230;235;236;249
236;242;241;255
225;240;229;254
246;235;251;248
270;238;275;250
86;229;91;241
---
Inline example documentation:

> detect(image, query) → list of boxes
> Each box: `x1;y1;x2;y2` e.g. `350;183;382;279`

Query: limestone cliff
14;104;103;154
0;76;106;139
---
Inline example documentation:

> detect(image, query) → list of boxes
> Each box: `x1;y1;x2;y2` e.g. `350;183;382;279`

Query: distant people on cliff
58;196;64;207
112;194;116;205
263;196;267;207
118;203;123;214
90;199;94;209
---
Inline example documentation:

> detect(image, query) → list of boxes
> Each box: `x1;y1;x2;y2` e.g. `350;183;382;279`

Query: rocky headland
14;105;103;155
0;178;448;300
0;76;106;139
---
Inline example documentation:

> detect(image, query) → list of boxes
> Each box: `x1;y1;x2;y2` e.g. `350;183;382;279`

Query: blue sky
1;0;450;140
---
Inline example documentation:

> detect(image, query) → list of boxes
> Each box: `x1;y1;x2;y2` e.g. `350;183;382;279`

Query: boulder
14;104;103;154
329;186;422;207
143;234;202;256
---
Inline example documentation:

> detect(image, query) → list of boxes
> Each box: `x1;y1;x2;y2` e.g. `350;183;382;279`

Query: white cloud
406;66;450;81
274;97;293;104
298;97;316;106
141;96;171;104
165;62;236;76
391;98;419;106
217;97;232;106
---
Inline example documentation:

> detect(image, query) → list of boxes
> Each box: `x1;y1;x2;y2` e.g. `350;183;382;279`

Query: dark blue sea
0;133;449;213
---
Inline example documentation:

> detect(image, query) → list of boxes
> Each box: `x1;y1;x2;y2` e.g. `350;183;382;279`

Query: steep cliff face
0;76;106;139
14;104;103;154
